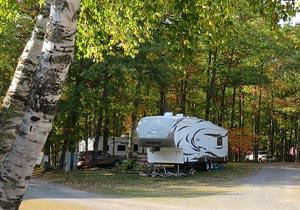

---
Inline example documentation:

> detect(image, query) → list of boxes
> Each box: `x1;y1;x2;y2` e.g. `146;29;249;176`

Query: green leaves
248;0;299;27
76;0;164;61
0;0;39;33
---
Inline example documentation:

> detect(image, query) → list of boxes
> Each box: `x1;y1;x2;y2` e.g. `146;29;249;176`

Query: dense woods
1;1;300;171
50;15;300;163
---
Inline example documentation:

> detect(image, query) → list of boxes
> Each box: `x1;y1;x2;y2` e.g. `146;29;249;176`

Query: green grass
34;162;261;197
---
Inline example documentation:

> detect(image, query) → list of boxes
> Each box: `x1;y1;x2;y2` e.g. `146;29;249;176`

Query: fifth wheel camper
136;112;228;170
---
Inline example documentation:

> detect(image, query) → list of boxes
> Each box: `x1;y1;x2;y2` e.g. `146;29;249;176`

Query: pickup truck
244;150;267;163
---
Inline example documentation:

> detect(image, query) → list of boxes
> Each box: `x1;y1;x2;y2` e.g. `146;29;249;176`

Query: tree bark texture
0;0;81;209
0;0;50;166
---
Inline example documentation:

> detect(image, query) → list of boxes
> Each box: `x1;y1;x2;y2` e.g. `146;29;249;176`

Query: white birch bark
0;0;81;209
0;0;51;165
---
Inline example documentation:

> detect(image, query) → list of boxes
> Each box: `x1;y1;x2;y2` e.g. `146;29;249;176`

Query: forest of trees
1;1;300;169
50;8;300;164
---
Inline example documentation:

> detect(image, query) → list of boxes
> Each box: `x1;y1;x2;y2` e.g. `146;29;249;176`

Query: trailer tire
209;161;214;170
151;171;158;177
189;168;195;175
205;162;210;171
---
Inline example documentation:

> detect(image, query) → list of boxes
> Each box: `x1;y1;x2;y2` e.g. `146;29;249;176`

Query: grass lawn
33;162;261;197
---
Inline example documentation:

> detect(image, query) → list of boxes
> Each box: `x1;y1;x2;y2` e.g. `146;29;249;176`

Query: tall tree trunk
129;113;137;159
112;109;118;156
205;47;217;121
230;84;237;129
101;75;110;152
221;48;234;127
84;115;89;151
205;49;212;120
94;113;103;152
269;89;274;155
0;0;50;166
255;67;263;161
43;135;51;172
0;1;81;209
238;87;244;128
180;75;188;115
281;128;286;162
218;84;226;127
59;140;67;170
103;116;109;152
294;126;298;162
128;71;142;159
94;73;110;156
159;87;166;115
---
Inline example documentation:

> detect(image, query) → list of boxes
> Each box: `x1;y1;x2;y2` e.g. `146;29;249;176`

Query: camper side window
217;137;223;146
117;145;126;151
133;144;138;152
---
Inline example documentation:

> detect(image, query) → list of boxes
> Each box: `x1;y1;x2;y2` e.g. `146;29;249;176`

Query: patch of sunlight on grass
103;172;115;176
20;200;94;210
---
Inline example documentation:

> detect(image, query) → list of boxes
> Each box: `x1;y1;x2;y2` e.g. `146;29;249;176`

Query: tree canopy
1;0;300;172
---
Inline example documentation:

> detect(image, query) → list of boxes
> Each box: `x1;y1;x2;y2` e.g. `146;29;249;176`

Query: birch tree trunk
0;0;50;165
0;0;81;209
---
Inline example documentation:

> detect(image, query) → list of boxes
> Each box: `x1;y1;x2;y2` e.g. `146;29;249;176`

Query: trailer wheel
209;161;214;170
189;168;195;175
151;171;158;178
205;162;210;171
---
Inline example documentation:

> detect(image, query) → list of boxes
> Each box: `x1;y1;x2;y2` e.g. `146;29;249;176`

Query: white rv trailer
136;112;228;170
79;136;143;157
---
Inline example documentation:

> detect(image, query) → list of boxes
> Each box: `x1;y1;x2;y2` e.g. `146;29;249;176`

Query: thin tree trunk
59;140;67;170
295;121;299;162
94;113;103;151
43;135;51;172
269;90;274;155
205;49;212;120
103;116;109;152
238;87;244;128
255;67;263;161
0;1;81;209
218;84;226;127
159;87;166;115
128;71;142;159
112;110;117;156
0;0;50;166
101;75;110;152
84;115;89;151
129;113;137;159
205;47;217;121
230;84;237;129
94;73;110;156
282;128;286;162
180;76;188;115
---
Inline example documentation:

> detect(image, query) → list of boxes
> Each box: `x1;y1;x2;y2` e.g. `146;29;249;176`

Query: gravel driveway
22;163;300;210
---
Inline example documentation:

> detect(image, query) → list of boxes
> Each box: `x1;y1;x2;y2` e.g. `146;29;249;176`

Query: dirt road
22;163;300;210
